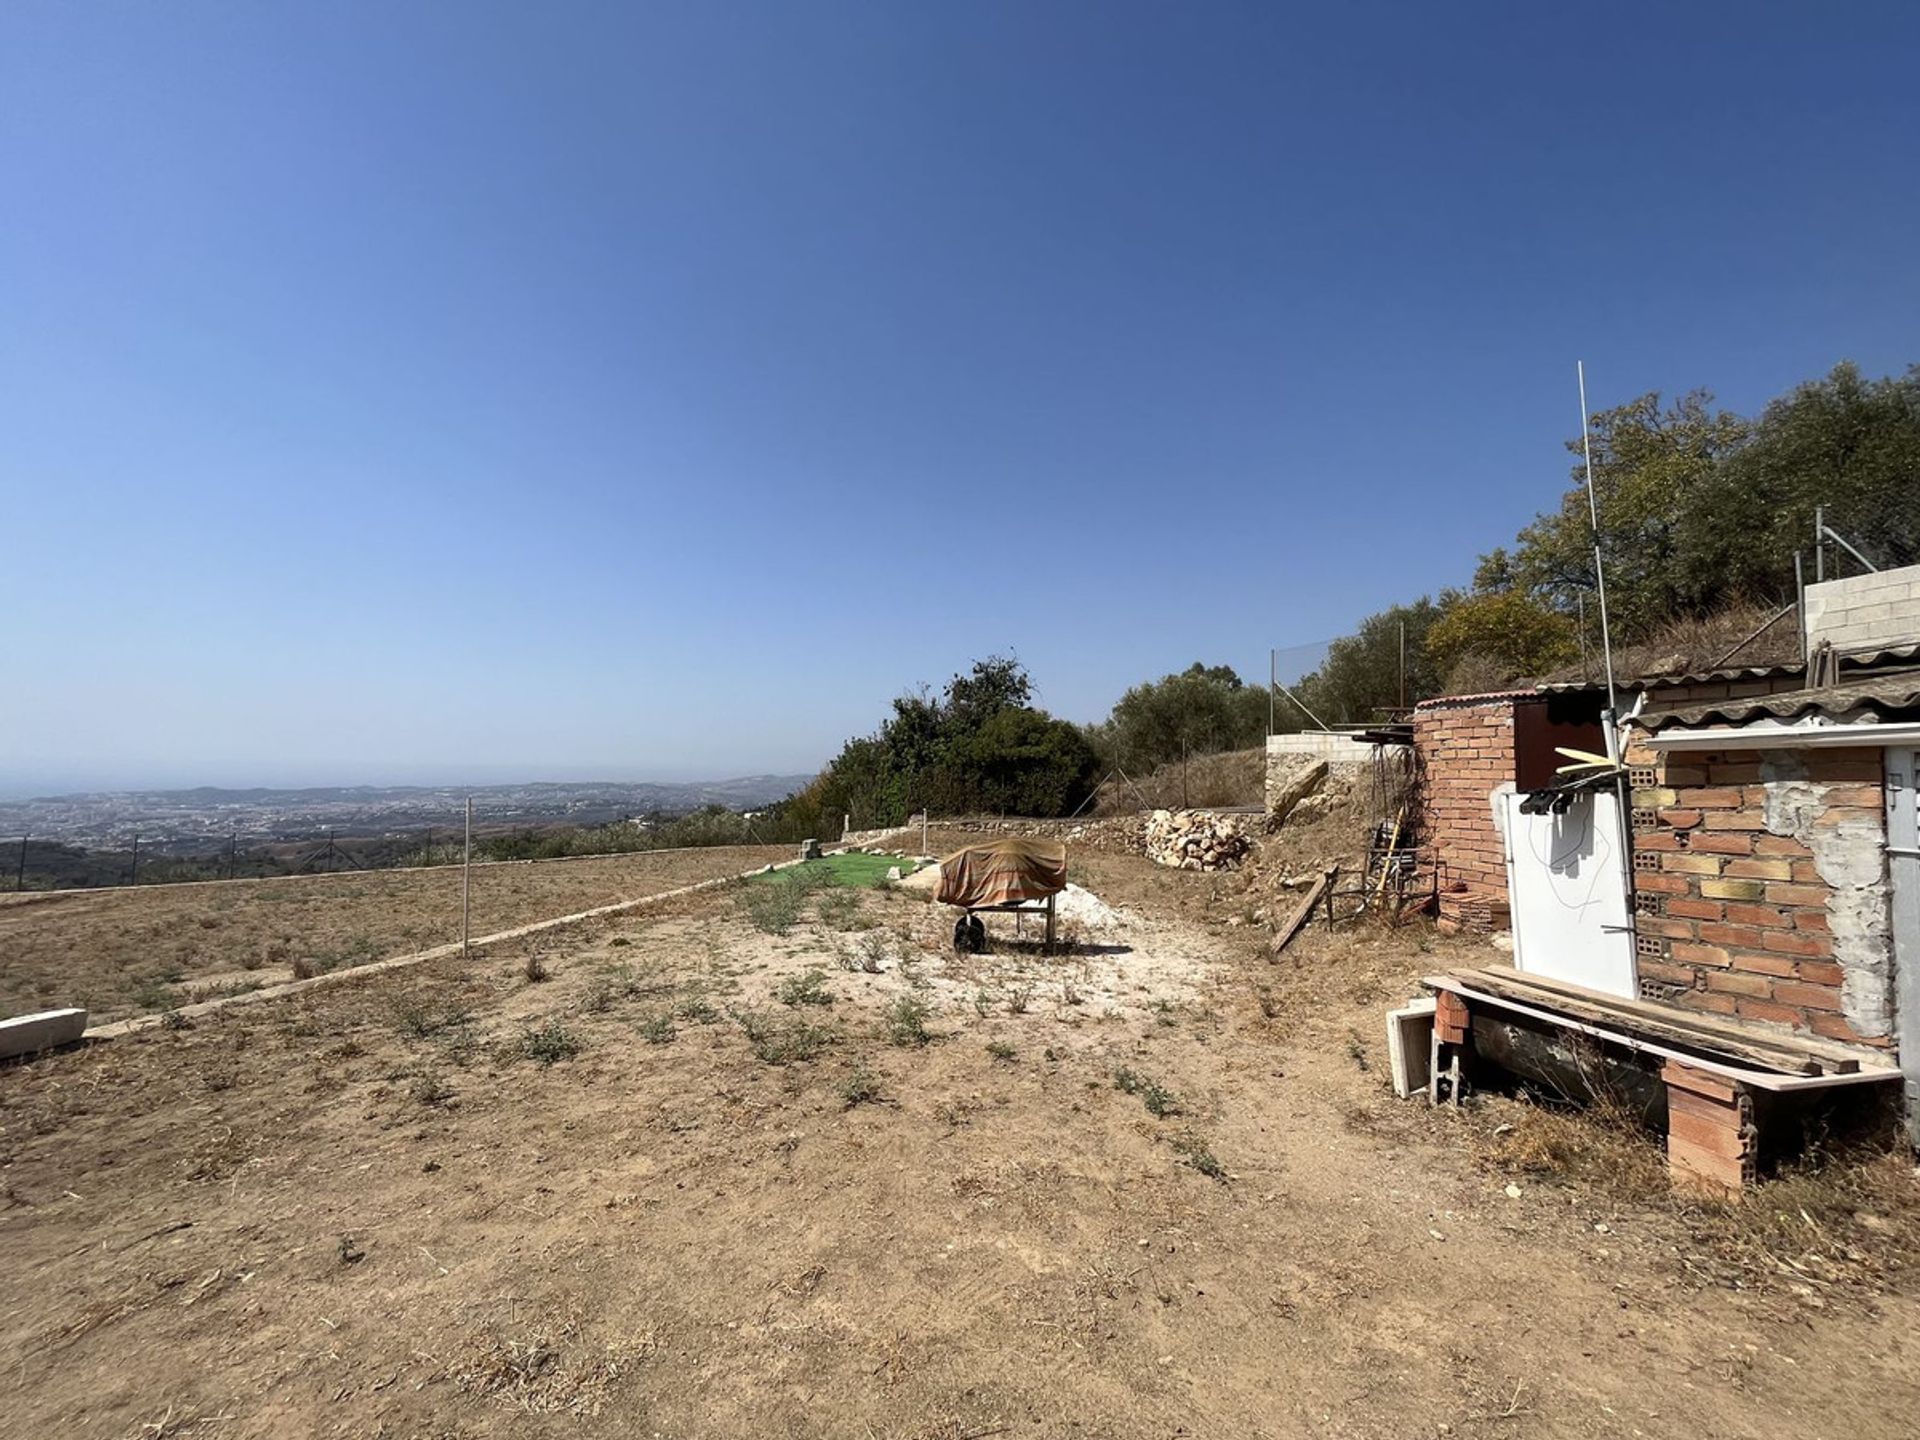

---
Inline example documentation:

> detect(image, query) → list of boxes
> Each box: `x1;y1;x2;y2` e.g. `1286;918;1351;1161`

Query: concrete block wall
1412;694;1522;891
1804;564;1920;655
1626;739;1892;1047
1266;732;1374;765
1265;731;1374;814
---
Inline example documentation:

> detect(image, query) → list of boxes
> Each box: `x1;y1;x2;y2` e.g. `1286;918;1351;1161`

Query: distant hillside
0;775;816;856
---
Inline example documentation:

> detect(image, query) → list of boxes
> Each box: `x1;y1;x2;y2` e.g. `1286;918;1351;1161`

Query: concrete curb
82;856;810;1042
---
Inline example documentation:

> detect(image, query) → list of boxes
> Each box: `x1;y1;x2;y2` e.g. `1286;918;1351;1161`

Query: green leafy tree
796;656;1099;824
1097;662;1268;772
1484;362;1918;644
1292;599;1447;723
1426;591;1580;688
1688;362;1920;596
1506;389;1750;637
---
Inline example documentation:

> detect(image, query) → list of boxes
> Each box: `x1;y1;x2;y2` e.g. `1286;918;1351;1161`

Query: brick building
1412;561;1920;1190
1411;690;1604;932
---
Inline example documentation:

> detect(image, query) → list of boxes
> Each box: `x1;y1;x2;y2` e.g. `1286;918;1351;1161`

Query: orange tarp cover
935;837;1068;908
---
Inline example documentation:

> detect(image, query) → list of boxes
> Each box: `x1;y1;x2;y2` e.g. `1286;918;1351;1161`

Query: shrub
676;994;722;1025
1172;1133;1225;1180
775;968;834;1008
884;995;932;1047
521;1019;582;1065
741;877;804;935
132;976;184;1013
639;1011;676;1045
1114;1067;1180;1117
817;887;863;928
734;1007;833;1065
985;1040;1016;1062
410;1068;453;1106
522;952;550;984
839;1065;882;1108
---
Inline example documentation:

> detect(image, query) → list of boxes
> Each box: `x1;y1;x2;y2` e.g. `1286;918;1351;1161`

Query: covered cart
935;837;1068;953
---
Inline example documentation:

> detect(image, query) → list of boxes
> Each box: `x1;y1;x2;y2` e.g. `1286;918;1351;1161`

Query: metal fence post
462;797;472;956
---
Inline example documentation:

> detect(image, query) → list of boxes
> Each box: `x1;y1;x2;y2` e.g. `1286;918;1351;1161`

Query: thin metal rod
1268;647;1276;737
462;797;473;956
1815;505;1825;582
1706;599;1799;670
1577;361;1620;756
1398;620;1406;710
1795;551;1808;670
1272;676;1333;732
1822;522;1880;574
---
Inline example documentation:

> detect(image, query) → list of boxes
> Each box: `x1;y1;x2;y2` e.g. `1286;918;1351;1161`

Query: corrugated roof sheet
1413;689;1538;710
1637;670;1920;731
1539;663;1802;694
1540;643;1920;696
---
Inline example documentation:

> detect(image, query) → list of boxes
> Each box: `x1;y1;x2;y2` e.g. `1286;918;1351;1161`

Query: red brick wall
1413;694;1521;891
1626;742;1888;1046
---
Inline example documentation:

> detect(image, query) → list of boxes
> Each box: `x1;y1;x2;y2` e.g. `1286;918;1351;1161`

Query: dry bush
1534;600;1796;686
1092;747;1264;816
1468;1088;1920;1299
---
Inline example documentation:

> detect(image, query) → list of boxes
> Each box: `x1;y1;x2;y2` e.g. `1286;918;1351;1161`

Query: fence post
462;798;472;956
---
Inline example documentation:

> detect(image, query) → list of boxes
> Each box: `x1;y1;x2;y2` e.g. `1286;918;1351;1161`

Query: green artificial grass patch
751;852;922;889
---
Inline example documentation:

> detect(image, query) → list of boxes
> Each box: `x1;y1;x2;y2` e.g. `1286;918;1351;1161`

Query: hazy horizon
0;763;824;805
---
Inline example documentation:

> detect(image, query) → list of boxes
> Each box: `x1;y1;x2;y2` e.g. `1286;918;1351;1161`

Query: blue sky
4;2;1916;793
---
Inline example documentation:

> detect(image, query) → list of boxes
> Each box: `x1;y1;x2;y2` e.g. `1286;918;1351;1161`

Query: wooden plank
1464;965;1883;1073
1270;866;1336;958
1442;969;1824;1076
1452;967;1828;1073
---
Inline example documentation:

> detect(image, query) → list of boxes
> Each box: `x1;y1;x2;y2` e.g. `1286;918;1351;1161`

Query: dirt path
1;842;1916;1438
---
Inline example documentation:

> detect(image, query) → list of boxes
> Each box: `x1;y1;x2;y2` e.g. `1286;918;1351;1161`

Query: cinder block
0;1007;88;1061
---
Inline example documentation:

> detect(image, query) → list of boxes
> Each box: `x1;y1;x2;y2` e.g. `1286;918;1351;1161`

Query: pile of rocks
1144;809;1251;871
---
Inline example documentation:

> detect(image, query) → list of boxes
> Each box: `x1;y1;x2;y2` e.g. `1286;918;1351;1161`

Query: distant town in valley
0;776;814;856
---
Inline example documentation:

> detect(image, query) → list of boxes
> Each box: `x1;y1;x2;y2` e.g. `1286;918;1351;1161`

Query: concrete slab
0;1007;89;1061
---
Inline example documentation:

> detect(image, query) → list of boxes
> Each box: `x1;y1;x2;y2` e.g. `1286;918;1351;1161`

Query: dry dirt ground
0;846;793;1024
4;829;1920;1439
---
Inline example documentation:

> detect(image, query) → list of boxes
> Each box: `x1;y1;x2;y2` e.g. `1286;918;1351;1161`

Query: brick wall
1413;694;1521;892
1626;740;1893;1046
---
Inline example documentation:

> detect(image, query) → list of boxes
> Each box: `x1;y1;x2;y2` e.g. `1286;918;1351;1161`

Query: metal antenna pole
1795;551;1808;669
1268;648;1276;736
462;797;472;956
1815;504;1825;583
1398;621;1407;710
1578;361;1620;758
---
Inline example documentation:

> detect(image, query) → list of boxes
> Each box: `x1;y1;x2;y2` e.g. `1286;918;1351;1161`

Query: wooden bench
1422;966;1898;1199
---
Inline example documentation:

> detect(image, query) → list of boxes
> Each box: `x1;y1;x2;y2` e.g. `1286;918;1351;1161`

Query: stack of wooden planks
1432;966;1891;1079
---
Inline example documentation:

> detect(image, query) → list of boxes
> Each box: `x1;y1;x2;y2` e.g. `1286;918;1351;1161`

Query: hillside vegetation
786;361;1919;826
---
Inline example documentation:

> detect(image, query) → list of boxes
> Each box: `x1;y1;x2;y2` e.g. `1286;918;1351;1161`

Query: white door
1884;749;1920;1144
1499;788;1638;998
